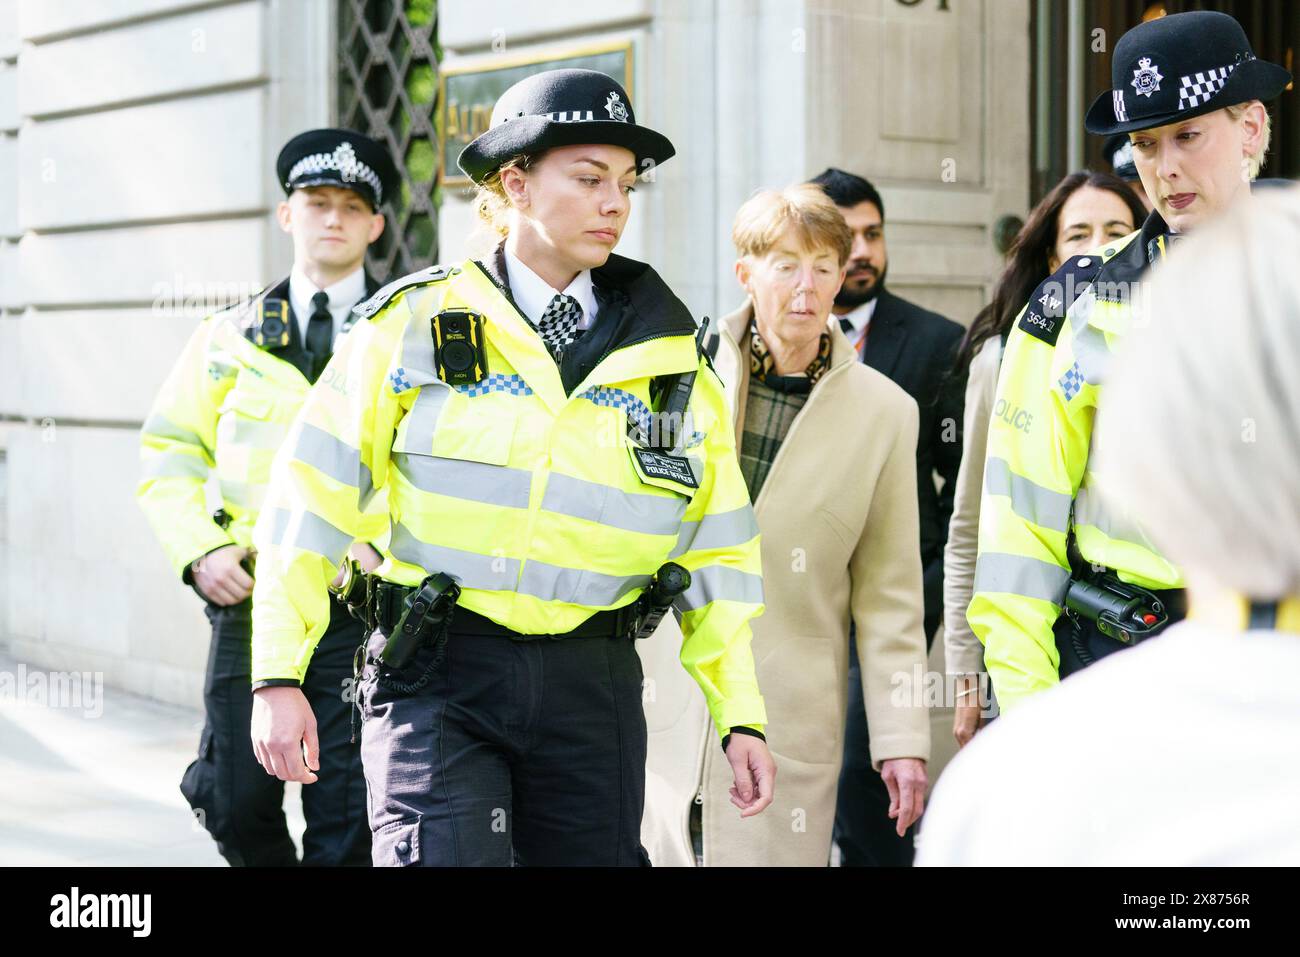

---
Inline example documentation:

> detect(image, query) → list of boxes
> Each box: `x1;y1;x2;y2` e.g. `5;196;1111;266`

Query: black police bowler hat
1085;11;1291;136
457;68;675;184
276;128;400;210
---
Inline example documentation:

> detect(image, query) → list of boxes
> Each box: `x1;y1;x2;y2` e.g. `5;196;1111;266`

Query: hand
953;704;986;749
881;757;927;837
330;543;384;588
251;686;319;784
953;674;988;749
192;545;254;606
350;542;383;573
724;735;776;818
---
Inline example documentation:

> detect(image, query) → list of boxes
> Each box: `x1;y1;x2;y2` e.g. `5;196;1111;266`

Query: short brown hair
731;184;852;265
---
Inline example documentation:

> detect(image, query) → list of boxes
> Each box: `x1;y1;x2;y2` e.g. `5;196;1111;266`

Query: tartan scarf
749;323;832;394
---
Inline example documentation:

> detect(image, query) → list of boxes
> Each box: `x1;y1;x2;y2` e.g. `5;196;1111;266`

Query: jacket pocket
372;816;423;866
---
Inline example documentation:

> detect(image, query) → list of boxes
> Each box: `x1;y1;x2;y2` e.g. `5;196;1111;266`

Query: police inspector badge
604;91;629;122
1131;56;1163;97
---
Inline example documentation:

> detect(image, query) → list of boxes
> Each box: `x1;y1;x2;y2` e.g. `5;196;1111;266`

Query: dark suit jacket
860;288;966;639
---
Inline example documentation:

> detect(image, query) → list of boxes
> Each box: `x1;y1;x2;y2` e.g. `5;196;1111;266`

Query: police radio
251;299;291;349
432;309;487;386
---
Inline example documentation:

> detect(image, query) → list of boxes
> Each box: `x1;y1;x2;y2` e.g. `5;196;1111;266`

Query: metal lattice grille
338;0;441;278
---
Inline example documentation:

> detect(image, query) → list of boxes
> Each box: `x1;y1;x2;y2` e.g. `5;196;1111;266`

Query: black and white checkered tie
537;293;583;357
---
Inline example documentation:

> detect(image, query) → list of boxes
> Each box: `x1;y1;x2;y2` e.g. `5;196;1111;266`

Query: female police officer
247;68;776;866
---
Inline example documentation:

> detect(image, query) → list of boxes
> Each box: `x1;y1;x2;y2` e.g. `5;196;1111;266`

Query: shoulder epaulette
1016;253;1104;346
352;264;454;321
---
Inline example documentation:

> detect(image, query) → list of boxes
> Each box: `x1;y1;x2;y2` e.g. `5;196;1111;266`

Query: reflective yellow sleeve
137;316;236;577
968;314;1093;711
673;363;768;741
250;305;409;683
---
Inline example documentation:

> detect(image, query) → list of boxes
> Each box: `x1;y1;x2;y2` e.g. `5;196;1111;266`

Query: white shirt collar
503;245;598;331
837;298;877;335
289;264;368;347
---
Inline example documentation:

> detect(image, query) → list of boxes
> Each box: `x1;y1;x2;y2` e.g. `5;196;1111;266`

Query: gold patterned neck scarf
750;324;832;394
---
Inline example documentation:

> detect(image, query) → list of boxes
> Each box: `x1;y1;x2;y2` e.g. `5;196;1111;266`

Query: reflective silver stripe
389;523;521;591
232;417;288;450
541;473;686;537
397;313;445;389
516;560;651;606
219;480;264;512
291;423;372;494
267;508;353;563
677;565;764;612
392;453;532;509
402;382;452;445
972;552;1070;605
983;457;1072;534
1073;323;1112;385
141;452;209;481
670;506;760;559
1073;485;1159;550
142;413;203;447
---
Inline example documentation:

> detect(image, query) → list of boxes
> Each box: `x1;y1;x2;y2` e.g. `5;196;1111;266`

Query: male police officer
138;129;399;865
969;11;1289;711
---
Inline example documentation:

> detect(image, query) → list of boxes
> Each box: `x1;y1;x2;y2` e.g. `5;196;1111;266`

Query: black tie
838;316;854;334
305;290;332;380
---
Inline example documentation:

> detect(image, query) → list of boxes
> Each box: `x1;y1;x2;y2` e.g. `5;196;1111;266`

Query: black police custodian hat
276;128;399;210
1086;11;1291;137
457;68;675;185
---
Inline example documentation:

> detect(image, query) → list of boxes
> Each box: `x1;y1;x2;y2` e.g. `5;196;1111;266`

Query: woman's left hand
725;736;777;817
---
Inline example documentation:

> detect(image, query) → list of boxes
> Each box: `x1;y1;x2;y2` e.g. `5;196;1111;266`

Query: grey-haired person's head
1096;185;1300;599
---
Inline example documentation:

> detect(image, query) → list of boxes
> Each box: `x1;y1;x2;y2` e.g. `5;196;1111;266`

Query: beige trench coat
639;302;931;866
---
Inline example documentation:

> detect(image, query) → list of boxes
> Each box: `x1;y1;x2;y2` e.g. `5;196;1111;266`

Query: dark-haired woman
944;171;1148;747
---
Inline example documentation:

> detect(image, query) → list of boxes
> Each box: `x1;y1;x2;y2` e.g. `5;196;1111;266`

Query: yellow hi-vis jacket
968;213;1183;710
137;276;379;578
249;252;769;741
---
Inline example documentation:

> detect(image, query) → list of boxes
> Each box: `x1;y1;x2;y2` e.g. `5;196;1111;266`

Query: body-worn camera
380;572;460;669
432;309;488;386
634;563;692;640
251;299;290;348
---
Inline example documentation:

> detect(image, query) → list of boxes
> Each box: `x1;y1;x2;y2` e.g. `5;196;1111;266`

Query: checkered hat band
1113;89;1129;123
1178;63;1237;111
287;150;384;204
544;110;595;122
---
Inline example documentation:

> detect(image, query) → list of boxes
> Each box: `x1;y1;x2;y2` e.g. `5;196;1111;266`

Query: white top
916;620;1300;866
831;298;877;354
289;264;367;348
503;246;598;332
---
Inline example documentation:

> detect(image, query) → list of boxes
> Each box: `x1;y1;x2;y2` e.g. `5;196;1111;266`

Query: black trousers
357;624;651;866
832;634;916;867
180;597;371;866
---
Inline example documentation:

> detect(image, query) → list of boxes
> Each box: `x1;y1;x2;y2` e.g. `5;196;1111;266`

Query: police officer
969;11;1290;711
248;69;777;866
138;128;399;865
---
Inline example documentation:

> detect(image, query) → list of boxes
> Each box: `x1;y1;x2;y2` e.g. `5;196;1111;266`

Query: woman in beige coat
640;185;930;866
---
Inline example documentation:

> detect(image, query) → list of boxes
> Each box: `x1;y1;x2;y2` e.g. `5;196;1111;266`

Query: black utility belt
1064;568;1186;645
370;579;642;641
